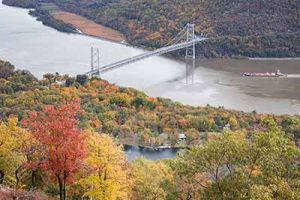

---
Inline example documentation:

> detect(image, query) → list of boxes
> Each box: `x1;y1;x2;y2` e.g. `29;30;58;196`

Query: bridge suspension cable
165;24;188;46
87;24;206;76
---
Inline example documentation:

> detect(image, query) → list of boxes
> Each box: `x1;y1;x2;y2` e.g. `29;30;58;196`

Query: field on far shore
51;11;126;42
41;3;126;43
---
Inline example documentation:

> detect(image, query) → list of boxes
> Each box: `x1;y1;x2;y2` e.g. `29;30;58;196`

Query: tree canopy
0;62;299;199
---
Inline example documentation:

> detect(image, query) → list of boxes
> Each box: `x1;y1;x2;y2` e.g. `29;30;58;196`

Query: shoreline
49;11;126;43
2;0;300;59
248;57;300;61
3;2;300;60
77;31;128;46
123;144;187;151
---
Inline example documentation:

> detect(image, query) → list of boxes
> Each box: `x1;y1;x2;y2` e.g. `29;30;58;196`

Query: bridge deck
87;37;206;75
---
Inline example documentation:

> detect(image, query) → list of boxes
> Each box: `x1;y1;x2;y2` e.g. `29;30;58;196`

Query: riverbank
3;0;300;59
248;57;300;61
115;137;188;151
37;2;126;43
2;1;126;43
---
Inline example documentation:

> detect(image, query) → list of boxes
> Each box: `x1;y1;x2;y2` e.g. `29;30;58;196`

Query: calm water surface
124;146;183;161
1;2;300;160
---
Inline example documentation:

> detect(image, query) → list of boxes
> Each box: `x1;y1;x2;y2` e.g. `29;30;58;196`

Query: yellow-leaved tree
79;131;131;200
131;158;175;200
0;117;28;187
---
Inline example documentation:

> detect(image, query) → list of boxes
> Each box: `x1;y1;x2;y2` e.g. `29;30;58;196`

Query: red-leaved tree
23;99;86;200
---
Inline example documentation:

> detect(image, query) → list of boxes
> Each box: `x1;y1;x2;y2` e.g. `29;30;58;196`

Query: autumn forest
0;0;300;199
0;60;300;199
3;0;300;58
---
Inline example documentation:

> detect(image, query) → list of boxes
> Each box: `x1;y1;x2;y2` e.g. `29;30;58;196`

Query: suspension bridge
87;24;207;76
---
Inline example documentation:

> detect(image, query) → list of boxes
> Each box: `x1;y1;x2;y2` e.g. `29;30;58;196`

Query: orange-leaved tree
23;99;86;200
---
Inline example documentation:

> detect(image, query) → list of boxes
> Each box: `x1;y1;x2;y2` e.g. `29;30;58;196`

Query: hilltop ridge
3;0;299;58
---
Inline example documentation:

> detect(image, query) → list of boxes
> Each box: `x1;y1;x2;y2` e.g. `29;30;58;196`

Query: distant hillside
2;0;37;8
3;0;300;57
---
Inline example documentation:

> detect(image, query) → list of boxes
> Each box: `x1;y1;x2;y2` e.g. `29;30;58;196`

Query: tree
79;131;131;200
0;117;21;185
131;158;174;200
132;95;147;109
43;73;55;88
180;132;248;199
0;117;39;191
19;129;45;190
185;128;199;145
0;60;14;79
76;75;89;86
23;99;86;200
109;93;131;107
229;117;239;130
0;116;45;191
248;129;300;183
174;128;300;199
65;77;76;87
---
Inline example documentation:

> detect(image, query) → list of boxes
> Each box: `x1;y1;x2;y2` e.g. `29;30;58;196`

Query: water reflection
186;58;195;84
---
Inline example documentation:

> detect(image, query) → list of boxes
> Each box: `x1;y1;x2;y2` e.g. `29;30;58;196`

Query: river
1;2;300;160
124;146;184;161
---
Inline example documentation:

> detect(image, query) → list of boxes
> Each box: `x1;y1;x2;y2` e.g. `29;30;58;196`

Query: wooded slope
3;0;300;57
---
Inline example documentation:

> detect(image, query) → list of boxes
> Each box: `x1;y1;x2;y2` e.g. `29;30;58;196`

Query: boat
243;69;287;77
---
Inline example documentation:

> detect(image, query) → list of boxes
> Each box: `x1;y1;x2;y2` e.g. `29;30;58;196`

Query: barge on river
243;69;287;77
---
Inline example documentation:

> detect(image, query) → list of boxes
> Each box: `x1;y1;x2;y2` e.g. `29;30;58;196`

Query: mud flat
51;11;126;43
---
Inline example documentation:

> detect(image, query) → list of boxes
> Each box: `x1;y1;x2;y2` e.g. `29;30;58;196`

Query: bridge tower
185;24;195;84
91;47;100;77
186;23;195;59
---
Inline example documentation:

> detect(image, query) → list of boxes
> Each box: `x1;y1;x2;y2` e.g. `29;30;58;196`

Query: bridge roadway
87;37;207;75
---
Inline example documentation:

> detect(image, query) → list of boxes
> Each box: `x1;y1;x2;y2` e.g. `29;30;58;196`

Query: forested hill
4;0;300;58
1;60;300;199
1;60;300;147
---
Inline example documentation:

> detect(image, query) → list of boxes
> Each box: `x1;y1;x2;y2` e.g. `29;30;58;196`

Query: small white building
224;123;231;130
178;133;186;141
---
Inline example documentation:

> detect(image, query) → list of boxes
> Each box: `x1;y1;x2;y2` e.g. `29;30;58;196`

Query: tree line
3;0;299;58
1;60;300;148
